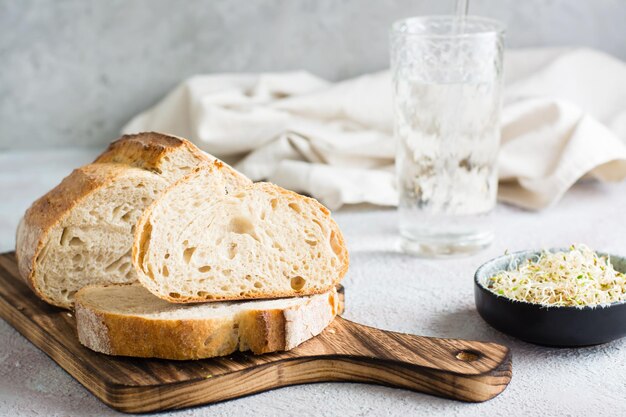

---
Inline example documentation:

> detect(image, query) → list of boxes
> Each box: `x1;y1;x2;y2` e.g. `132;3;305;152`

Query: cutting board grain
0;252;512;413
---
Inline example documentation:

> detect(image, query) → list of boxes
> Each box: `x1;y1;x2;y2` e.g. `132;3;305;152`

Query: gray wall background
1;0;624;150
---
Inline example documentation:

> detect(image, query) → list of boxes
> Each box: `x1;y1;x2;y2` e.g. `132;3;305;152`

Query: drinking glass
390;16;505;256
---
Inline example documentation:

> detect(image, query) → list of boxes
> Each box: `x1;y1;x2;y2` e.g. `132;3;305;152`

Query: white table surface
1;148;625;417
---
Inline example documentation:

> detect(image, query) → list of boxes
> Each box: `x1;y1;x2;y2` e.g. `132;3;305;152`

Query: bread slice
16;132;250;309
75;284;340;359
133;166;349;303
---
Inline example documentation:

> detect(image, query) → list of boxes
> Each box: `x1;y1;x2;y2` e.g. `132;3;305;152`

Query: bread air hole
112;205;124;217
146;264;155;282
330;230;343;256
118;262;130;273
329;293;337;315
228;243;238;260
291;276;306;291
121;211;132;223
198;265;212;273
288;203;301;214
270;198;278;210
137;221;152;268
228;216;260;242
69;236;83;246
60;289;77;299
254;281;263;288
183;247;196;264
312;218;323;230
162;265;169;277
169;292;181;299
220;285;230;291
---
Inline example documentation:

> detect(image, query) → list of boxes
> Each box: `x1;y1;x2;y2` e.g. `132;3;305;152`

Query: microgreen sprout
487;244;626;308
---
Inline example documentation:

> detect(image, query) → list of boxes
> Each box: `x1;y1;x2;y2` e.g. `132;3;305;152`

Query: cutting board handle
294;317;512;402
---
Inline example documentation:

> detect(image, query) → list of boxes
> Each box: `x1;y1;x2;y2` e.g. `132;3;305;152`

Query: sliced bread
75;284;340;359
16;132;250;308
133;166;349;303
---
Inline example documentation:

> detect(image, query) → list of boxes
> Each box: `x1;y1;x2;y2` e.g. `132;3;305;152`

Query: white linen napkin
123;48;626;210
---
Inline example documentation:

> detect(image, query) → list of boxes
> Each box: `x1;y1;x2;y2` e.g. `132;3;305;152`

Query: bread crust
75;285;339;360
15;132;241;309
132;168;350;304
94;132;208;171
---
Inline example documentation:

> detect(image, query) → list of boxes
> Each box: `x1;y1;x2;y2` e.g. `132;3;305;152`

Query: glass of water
390;16;505;257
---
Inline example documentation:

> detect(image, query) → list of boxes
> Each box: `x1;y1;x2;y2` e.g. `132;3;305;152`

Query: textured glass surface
390;16;504;255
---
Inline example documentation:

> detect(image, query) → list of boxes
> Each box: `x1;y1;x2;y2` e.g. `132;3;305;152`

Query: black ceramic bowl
475;249;626;347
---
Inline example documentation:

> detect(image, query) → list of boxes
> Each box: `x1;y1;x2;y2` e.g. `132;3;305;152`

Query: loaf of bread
75;283;340;359
16;132;250;308
133;165;349;303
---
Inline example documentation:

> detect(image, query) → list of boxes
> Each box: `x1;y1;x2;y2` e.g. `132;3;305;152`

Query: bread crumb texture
134;168;349;303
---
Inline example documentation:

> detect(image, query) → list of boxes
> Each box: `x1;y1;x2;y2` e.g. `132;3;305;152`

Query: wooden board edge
98;353;512;413
0;286;121;406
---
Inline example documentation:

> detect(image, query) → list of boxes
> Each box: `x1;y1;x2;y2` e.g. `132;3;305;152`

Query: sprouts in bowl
486;244;626;308
474;245;626;347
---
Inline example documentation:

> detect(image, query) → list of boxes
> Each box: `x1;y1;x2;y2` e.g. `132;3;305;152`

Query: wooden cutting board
0;252;512;413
